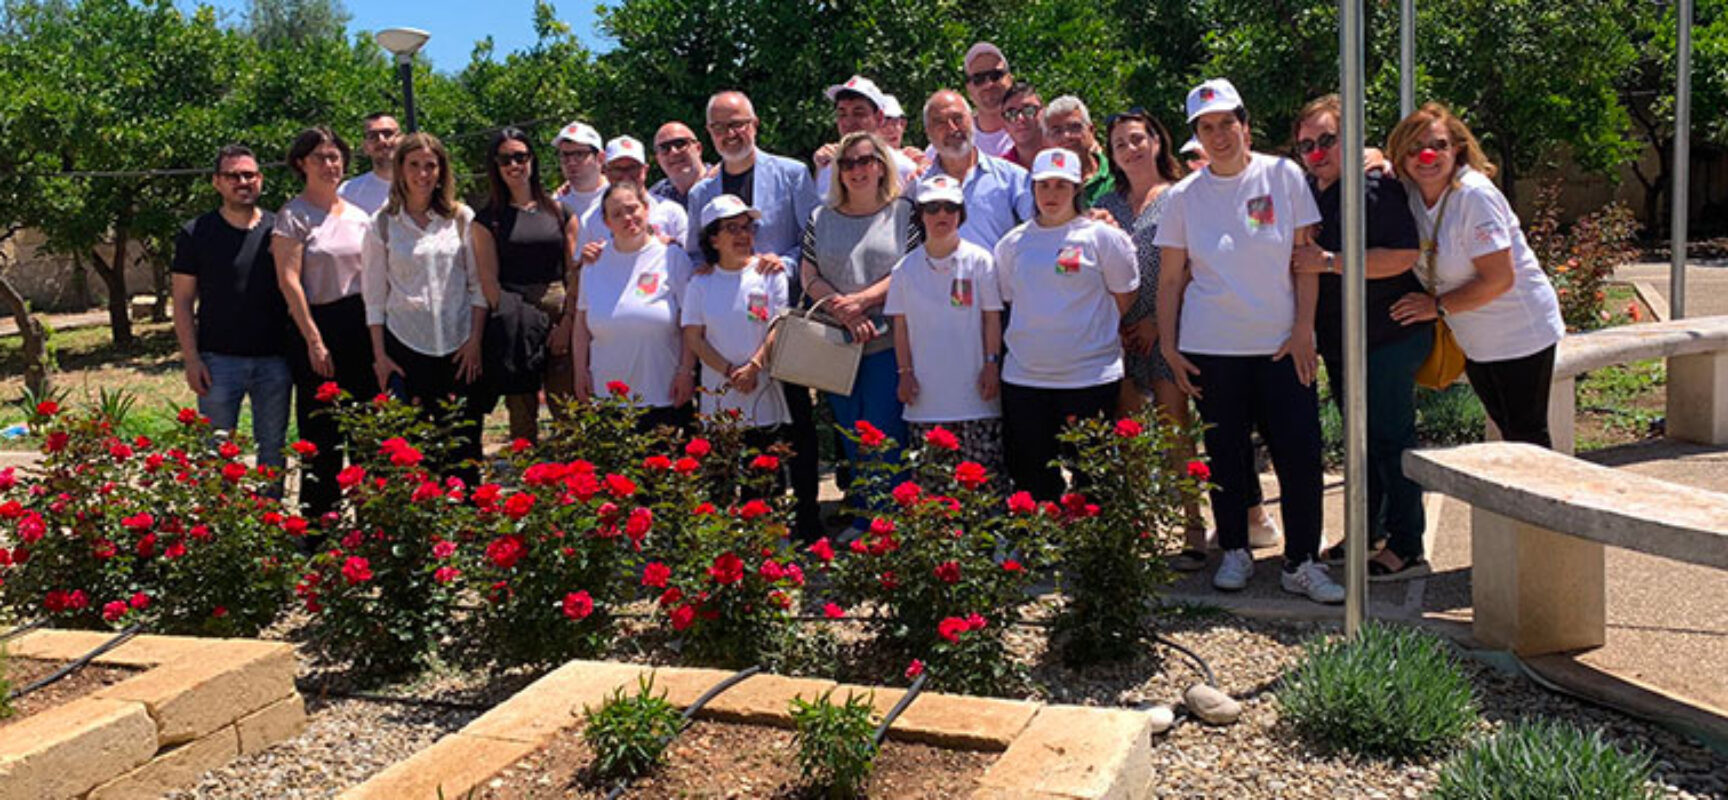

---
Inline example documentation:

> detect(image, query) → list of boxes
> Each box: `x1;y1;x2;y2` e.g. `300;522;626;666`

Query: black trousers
1000;380;1119;502
1187;353;1324;565
635;403;695;436
383;331;485;488
782;383;823;541
287;294;375;523
1465;343;1557;449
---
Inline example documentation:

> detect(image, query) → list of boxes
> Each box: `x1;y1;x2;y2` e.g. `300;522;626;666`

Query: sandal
1323;538;1385;566
1169;548;1209;573
1367;552;1431;582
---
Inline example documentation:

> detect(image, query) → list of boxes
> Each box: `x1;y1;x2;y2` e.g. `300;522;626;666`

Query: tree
244;0;349;50
0;227;51;398
1619;0;1728;235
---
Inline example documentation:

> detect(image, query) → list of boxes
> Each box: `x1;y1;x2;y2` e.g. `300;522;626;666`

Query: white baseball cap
824;75;888;112
964;41;1009;73
552;121;604;151
881;94;905;120
1185;78;1244;123
1180;137;1203;155
604;135;647;165
699;194;762;229
915;175;965;205
1030;148;1082;184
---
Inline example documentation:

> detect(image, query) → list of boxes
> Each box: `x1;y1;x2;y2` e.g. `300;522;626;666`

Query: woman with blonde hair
1385;102;1563;448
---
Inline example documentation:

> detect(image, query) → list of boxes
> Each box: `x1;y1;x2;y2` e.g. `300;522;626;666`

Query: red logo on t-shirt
1245;195;1276;230
1056;246;1083;274
636;272;660;297
950;277;974;307
746;291;770;322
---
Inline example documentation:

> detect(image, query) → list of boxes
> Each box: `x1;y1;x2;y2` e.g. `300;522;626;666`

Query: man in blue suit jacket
686;90;825;543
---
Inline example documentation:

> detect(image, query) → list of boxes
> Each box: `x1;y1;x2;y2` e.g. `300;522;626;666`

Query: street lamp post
375;28;431;133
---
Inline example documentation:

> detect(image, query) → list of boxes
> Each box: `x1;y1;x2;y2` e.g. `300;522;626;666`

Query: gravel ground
165;609;1728;799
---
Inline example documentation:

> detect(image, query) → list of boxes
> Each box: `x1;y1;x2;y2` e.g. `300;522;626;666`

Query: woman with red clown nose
1288;94;1431;582
1385;102;1563;449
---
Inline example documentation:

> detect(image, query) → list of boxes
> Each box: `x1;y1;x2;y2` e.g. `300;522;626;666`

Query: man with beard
337;112;399;213
923;89;1033;250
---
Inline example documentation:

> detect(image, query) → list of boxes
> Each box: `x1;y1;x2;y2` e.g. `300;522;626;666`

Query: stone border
340;660;1155;800
0;629;305;799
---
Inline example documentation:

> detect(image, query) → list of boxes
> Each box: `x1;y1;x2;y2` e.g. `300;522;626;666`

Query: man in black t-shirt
171;145;292;471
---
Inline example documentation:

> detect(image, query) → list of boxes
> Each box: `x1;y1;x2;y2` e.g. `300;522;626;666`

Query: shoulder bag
767;294;863;396
1414;188;1468;390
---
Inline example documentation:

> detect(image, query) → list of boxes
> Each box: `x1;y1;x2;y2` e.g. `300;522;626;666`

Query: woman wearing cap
799;131;917;494
682;195;791;448
1386;102;1564;447
573;181;696;432
885;175;1005;480
1288;94;1431;580
361;132;487;482
1154;79;1343;605
471;127;580;444
994;147;1139;501
273;126;375;526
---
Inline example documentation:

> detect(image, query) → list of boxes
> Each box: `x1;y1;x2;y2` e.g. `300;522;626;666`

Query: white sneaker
1248;515;1283;549
1281;560;1345;604
1212;549;1254;591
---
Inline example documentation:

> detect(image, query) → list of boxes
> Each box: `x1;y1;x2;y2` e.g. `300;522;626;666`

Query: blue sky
184;1;614;71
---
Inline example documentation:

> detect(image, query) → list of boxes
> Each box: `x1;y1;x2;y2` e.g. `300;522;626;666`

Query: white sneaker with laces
1281;559;1346;604
1212;548;1254;591
1248;515;1283;549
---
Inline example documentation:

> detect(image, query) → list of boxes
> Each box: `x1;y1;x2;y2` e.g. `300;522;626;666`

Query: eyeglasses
1048;121;1088;137
1405;138;1452;156
494;152;533;166
719;219;758;236
556;147;598;162
966;68;1007;86
654;137;696;154
921;201;962;215
1003;104;1042;123
1294;132;1338;156
363;128;400;141
837;154;879;172
706;119;755;135
217;170;260;182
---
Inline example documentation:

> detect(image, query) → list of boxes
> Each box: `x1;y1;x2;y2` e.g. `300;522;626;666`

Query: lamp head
375;28;430;62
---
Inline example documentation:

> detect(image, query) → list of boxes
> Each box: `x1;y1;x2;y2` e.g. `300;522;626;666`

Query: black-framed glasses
837;154;879;172
655;137;696;154
719;219;758;236
556;147;598;162
965;68;1006;86
217;170;260;182
1294;132;1338;156
363;128;400;141
1003;104;1042;123
706;119;754;135
921;201;962;215
494;152;533;166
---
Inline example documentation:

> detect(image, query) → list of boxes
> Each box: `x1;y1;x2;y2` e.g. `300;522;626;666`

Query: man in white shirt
962;42;1016;158
811;75;920;198
576;136;690;254
552;120;608;220
337;113;400;214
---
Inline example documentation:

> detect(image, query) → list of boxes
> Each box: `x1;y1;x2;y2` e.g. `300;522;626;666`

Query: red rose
604;474;637;498
890;481;922;507
216;462;244;483
341;556;373;584
823;602;846;619
108;442;133;460
433;540;457;559
561;590;594;620
692;502;718;516
643;455;673;472
503;492;536;520
737;499;771;520
1186;460;1211;481
336;466;366;490
433;566;461;584
642;562;671;588
673;457;701;475
626;507;654;543
282;516;309;537
511;438;533;453
750;454;780;471
92;539;117;560
685;438;712;458
965;612;987;630
758;559;786;581
189;524;211;541
878;571;899;590
658;587;683;607
856;420;886;447
16;512;44;544
1002;559;1024;572
472;483;504;509
954;461;989;490
905;659;925;679
314;382;341;403
291;440;318;457
129;591;150;610
135;533;157;558
486;535;527;569
934;561;962;584
708;552;744;585
0;467;13;491
341;530;364;549
211;606;228;618
122;512;155;533
1114;418;1144;438
176;407;200;425
43;431;69;453
670;603;696;631
390;446;424;468
1006;491;1036;515
411;481;443;503
34;400;59;417
808;538;835;562
218;441;242;459
606;380;631;397
163;540;187;559
938;616;968;643
924;426;960;451
103;600;129;622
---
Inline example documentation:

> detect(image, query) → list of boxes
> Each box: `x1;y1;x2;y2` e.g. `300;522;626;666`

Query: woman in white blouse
361;132;488;476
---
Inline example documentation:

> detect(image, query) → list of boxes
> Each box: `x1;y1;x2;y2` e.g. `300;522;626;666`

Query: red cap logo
1053;153;1066;168
1199;87;1216;102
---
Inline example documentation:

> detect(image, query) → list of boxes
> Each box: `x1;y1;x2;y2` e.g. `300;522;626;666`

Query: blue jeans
825;349;908;507
199;352;292;469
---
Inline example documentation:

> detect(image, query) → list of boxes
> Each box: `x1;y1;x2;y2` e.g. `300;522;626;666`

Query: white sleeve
1097;226;1140;294
665;246;693;306
460;208;486;309
769;271;790;314
1151;184;1187;249
361;215;389;326
1460;185;1515;260
1286;160;1323;228
575;257;593;312
680;276;705;327
992;233;1017;304
977;250;1004;312
882;257;910;316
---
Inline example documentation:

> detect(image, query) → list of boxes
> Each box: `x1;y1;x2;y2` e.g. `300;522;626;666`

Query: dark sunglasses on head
1103;107;1152;129
1294;132;1338;156
921;201;963;215
966;68;1007;86
494;152;533;166
655;137;696;154
837;154;879;172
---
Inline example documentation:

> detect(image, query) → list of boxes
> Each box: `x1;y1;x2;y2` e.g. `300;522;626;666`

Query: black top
721;166;754;206
1310;171;1429;353
171;209;287;357
475;203;569;286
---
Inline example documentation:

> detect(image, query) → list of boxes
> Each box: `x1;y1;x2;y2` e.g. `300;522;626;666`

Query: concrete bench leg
1668;350;1727;446
1471;507;1605;655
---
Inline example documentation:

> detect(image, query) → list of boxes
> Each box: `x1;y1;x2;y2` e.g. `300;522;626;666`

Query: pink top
273;196;370;306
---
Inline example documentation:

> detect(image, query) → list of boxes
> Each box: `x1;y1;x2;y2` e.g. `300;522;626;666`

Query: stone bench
1545;316;1728;454
1403;442;1728;656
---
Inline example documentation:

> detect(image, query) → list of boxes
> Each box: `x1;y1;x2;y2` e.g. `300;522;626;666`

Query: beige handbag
768;295;864;396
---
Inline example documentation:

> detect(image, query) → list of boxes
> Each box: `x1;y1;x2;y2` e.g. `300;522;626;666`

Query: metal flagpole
1341;0;1370;634
1400;0;1416;117
1671;0;1692;319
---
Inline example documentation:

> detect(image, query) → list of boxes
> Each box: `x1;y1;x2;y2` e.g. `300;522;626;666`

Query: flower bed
0;657;139;727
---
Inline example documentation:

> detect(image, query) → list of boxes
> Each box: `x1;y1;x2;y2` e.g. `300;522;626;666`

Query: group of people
172;41;1565;603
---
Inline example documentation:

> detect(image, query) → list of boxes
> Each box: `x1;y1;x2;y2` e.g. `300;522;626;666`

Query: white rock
1183;683;1242;726
1146;704;1175;734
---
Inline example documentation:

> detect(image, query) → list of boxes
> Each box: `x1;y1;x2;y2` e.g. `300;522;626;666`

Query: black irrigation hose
603;664;762;800
7;623;142;701
0;617;48;642
871;671;929;748
1150;632;1218;688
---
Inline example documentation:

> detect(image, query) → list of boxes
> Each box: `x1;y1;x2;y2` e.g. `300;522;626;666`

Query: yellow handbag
1413;190;1467;389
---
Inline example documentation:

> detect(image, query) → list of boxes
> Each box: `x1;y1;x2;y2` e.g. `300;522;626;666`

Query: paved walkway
1615;260;1728;319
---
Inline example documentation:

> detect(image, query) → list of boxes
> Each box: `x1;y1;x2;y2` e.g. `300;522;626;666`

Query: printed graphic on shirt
636;271;661;297
746;291;770;322
950;277;974;307
1245;195;1276;230
1055;245;1083;275
1473;220;1501;245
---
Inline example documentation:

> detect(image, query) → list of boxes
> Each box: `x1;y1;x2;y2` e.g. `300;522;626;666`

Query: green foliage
1277;621;1478;758
790;689;879;800
244;0;350;51
1525;184;1642;331
581;673;684;780
0;645;13;720
1433;718;1658;800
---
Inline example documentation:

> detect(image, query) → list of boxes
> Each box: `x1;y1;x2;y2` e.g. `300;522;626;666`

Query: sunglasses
837;154;879;172
1103;107;1152;128
1404;138;1452;157
966;68;1007;86
1002;104;1042;123
557;147;598;162
654;137;696;154
494;152;533;166
1294;132;1338;156
719;220;758;235
921;201;962;215
363;128;399;141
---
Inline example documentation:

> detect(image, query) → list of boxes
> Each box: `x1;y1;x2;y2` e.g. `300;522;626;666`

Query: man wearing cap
576;135;690;254
879;95;908;149
811;75;921;198
1043;96;1113;203
922;89;1033;251
686;90;824;542
1000;82;1045;171
962;42;1016;158
337;112;400;214
552;120;608;221
649;122;714;209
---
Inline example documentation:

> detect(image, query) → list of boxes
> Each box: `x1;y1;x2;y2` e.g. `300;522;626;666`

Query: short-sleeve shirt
171;210;287;357
361;206;483;357
1407;166;1563;362
577;239;692;408
556;185;605;222
680;264;791;428
575;196;690;253
882;241;1003;422
337;172;391;215
800;200;916;355
475;203;568;287
273;196;371;306
1153;153;1323;356
1311;172;1428;353
994;216;1139;388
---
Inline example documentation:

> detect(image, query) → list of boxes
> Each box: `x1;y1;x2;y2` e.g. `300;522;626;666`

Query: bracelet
898;367;915;374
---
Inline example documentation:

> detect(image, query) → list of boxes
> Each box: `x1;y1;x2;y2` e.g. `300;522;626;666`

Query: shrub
1433;718;1658;800
581;673;683;780
0;645;12;719
1526;182;1640;332
1277;621;1477;758
790;689;878;799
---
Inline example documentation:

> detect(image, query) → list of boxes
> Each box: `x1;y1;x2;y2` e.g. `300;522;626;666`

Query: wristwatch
983;353;1002;365
1326;251;1339;274
1434;295;1449;319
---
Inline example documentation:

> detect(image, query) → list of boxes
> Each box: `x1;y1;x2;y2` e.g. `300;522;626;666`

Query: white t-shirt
1153;153;1323;356
577;239;692;408
575;196;689;252
337;172;391;215
680;263;791;428
883;240;1004;422
556;185;605;222
1408;167;1564;362
993;216;1139;388
814;148;920;199
973;126;1014;159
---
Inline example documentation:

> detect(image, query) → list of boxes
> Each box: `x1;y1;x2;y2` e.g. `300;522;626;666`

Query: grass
1317;366;1487;467
1575;358;1665;452
1432;718;1658;800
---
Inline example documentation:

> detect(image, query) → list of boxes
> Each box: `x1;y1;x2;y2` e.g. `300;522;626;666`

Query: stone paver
973;705;1153;800
0;697;158;800
234;695;308;755
696;673;839;727
467;659;641;744
834;684;1040;750
334;732;538;800
86;726;240;800
94;643;297;745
